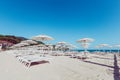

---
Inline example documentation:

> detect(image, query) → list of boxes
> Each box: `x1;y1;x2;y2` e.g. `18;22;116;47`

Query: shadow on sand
30;61;49;67
93;56;113;60
83;54;120;80
113;54;120;80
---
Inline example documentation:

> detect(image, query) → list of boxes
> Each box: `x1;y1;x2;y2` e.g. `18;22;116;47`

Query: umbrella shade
77;38;94;43
32;35;54;41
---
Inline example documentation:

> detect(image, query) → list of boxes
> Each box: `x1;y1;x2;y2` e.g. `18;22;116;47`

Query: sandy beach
0;50;119;80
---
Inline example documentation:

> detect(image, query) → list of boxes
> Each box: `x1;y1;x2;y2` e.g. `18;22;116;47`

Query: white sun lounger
17;56;52;67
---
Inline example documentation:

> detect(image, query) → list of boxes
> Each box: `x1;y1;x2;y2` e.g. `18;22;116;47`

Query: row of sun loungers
6;49;92;67
6;50;52;67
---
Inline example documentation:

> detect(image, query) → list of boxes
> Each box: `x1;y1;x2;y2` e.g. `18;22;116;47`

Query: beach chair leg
28;62;31;68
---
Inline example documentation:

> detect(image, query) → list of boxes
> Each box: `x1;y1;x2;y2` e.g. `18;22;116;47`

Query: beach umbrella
114;45;120;53
95;45;101;53
56;41;67;51
21;40;38;45
98;44;109;53
67;44;78;49
99;44;109;47
19;43;30;46
77;38;94;57
11;43;29;48
57;42;77;48
108;46;112;53
77;38;94;43
57;41;67;45
32;35;54;42
77;38;94;51
57;42;77;51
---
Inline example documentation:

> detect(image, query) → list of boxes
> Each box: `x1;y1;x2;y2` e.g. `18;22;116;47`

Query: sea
72;49;120;53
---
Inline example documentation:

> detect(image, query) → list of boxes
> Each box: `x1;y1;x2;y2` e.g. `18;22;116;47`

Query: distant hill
0;34;28;44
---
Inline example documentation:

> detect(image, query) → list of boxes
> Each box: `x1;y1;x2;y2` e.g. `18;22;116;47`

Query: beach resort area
0;35;120;80
0;0;120;80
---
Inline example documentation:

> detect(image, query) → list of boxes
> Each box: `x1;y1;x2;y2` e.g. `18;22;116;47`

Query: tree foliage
0;34;28;44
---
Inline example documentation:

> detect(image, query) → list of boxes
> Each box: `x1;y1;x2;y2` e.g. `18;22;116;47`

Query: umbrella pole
110;49;111;53
119;49;120;56
103;49;105;53
84;48;87;57
118;49;120;56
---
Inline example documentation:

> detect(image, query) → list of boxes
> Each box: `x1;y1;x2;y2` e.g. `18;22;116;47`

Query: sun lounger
17;55;52;67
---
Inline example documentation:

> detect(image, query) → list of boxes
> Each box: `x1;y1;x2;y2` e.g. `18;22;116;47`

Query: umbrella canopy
66;44;78;49
11;43;29;48
95;45;100;48
114;45;120;53
56;41;75;51
56;41;67;48
98;44;109;47
21;40;38;45
18;43;30;46
32;35;54;41
97;44;109;53
114;45;120;48
57;41;67;45
76;38;94;49
77;38;94;43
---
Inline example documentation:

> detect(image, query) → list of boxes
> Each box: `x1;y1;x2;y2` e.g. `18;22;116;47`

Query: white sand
0;51;116;80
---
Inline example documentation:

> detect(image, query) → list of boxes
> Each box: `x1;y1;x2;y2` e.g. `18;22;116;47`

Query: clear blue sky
0;0;120;48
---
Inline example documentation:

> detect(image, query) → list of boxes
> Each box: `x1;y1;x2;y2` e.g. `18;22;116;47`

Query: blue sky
0;0;120;48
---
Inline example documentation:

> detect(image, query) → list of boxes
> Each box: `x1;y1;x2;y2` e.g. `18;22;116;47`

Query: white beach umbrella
32;35;54;41
67;44;78;49
56;41;68;51
77;38;94;43
95;45;100;52
19;43;30;46
114;45;120;48
77;38;94;50
57;41;66;47
108;46;112;53
99;44;109;47
77;38;94;57
11;43;29;48
21;40;38;45
98;44;109;53
57;41;67;45
114;45;120;53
